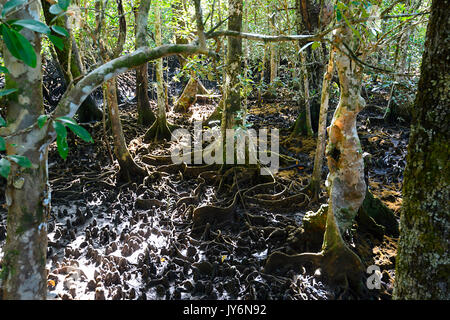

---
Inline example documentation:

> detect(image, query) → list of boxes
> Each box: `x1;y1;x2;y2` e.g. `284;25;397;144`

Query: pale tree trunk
265;3;367;292
221;0;243;134
290;0;315;137
173;0;210;113
310;47;335;200
319;21;367;286
104;79;146;180
135;0;156;126
257;43;267;106
393;0;449;299
1;2;49;300
144;4;174;142
100;0;146;180
242;5;249;126
269;12;277;83
300;51;314;136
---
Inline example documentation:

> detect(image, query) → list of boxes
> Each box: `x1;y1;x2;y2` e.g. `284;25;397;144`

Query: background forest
0;0;447;301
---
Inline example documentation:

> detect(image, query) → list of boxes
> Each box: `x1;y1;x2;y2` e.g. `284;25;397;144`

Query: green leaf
48;34;64;50
311;41;320;50
51;25;69;37
1;0;26;17
37;115;48;129
56;134;69;160
53;120;67;138
1;25;37;68
0;88;18;97
49;4;63;15
55;116;77;125
0;66;9;73
58;0;71;11
336;9;342;21
11;19;51;34
7;155;32;168
66;123;93;143
0;116;6;127
0;137;6;151
0;158;11;178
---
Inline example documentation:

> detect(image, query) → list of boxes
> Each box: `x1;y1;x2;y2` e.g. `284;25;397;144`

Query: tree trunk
221;0;243;133
310;47;335;200
144;4;174;142
104;78;146;180
99;0;145;180
135;0;156;126
393;0;450;300
300;51;314;136
1;2;49;300
41;0;102;123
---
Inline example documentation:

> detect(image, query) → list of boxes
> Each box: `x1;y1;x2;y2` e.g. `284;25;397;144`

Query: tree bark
1;2;49;300
135;0;156;126
221;0;243;133
144;4;174;142
393;0;450;299
310;47;335;200
100;0;146;180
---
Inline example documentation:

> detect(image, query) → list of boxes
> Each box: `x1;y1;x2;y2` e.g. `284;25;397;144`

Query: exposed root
144;118;178;142
174;77;198;113
192;192;239;229
117;158;147;182
264;244;365;295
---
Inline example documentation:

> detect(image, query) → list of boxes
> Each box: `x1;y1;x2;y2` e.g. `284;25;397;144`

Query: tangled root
264;243;365;295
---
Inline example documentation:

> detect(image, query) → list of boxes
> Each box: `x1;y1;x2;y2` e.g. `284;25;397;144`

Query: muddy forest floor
0;68;410;300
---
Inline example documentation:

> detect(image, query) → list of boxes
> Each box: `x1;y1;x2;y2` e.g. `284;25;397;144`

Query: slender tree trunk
135;0;156;126
104;79;146;180
41;0;102;123
310;47;335;200
300;51;314;136
100;0;145;180
144;5;173;142
269;12;277;83
393;0;450;300
1;2;49;300
221;0;243;134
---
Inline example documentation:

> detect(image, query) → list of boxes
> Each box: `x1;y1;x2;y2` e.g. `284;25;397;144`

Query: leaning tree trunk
393;0;450;300
41;0;102;123
0;2;49;300
144;5;174;142
135;0;156;126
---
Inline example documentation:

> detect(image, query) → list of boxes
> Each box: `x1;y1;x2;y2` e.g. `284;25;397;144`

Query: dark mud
0;65;409;300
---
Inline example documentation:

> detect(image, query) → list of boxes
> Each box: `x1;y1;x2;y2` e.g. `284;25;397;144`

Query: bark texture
144;5;173;142
221;0;243;134
1;2;49;300
310;47;335;199
135;0;156;126
393;0;450;300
